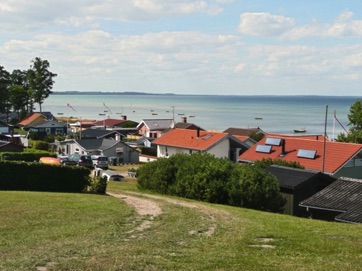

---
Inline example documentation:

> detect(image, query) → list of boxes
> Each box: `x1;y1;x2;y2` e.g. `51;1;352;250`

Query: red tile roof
153;128;230;151
18;113;46;126
239;136;362;174
93;118;127;127
267;133;327;141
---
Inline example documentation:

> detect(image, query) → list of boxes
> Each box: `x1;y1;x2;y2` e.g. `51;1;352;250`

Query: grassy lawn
1;177;361;270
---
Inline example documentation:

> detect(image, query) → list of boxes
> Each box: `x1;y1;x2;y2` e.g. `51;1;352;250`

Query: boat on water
294;128;306;133
255;117;263;120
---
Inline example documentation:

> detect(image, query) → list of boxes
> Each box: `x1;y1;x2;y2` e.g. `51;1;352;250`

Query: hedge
0;161;91;192
0;151;57;162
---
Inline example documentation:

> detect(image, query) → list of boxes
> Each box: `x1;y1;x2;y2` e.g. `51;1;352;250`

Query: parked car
91;155;109;169
65;154;93;168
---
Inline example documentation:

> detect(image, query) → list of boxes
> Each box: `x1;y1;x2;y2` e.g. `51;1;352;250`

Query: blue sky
1;1;362;95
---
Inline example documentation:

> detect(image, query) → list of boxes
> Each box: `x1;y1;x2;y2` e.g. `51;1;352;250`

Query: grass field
1;172;361;270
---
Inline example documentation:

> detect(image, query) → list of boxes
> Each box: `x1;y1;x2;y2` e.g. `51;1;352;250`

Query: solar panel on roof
203;134;213;140
265;137;282;146
256;145;272;153
297;149;316;159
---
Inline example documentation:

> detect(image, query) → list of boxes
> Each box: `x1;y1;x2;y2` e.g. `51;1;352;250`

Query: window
297;149;316;159
265;137;282;146
256;145;272;153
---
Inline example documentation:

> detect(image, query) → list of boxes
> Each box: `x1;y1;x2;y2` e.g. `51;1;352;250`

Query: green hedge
0;151;57;162
0;161;91;192
137;153;286;213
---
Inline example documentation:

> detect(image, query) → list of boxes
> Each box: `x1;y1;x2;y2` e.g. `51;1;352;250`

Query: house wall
157;138;231;159
207;138;230;158
0;127;9;133
102;143;139;164
138;124;149;137
334;166;362;179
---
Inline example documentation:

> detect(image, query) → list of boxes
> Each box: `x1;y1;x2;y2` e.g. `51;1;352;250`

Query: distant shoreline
51;91;362;98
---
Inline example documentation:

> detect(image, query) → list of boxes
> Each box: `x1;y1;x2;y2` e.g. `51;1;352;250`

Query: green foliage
139;146;157;156
0;151;56;161
249;132;265;142
86;176;108;194
27;57;57;112
336;99;362;143
253;158;304;169
30;140;50;151
0;161;90;192
137;153;285;212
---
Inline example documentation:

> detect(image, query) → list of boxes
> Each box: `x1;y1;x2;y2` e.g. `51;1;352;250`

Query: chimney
181;116;187;123
197;127;200;138
280;139;286;156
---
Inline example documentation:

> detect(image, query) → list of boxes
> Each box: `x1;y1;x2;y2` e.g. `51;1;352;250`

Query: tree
0;65;11;116
27;57;57;112
336;99;362;143
9;85;30;120
348;100;362;132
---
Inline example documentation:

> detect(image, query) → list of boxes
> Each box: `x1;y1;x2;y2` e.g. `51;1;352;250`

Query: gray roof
29;120;66;128
223;127;266;136
81;128;124;139
265;165;330;190
139;119;174;130
76;138;120;151
300;177;362;223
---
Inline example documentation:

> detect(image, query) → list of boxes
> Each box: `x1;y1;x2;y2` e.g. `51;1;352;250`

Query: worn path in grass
107;191;229;237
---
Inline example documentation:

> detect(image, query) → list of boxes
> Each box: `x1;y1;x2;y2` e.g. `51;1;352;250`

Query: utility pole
322;105;328;173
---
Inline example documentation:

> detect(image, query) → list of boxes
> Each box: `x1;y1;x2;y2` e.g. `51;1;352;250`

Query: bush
30;140;50;151
0;151;56;162
86;176;108;194
137;153;285;212
0;161;90;192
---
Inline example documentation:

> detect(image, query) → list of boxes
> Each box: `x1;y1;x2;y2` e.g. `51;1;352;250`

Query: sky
1;1;362;96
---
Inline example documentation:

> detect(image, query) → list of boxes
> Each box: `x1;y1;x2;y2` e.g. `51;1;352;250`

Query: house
239;135;362;178
80;128;124;141
299;177;362;223
127;136;156;148
55;138;139;164
137;119;175;138
152;128;251;162
174;116;205;130
223;127;266;136
92;118;129;129
18;113;48;129
265;165;336;217
27;120;67;140
0;121;12;134
0;141;25;153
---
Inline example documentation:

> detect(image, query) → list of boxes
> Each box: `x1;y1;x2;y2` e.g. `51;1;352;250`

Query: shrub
30;140;50;151
0;161;90;192
137;153;285;212
86;176;108;194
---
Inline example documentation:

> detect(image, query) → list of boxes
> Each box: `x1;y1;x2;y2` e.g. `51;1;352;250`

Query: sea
40;93;361;139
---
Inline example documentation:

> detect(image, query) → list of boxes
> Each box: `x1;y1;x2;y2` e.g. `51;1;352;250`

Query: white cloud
238;12;294;36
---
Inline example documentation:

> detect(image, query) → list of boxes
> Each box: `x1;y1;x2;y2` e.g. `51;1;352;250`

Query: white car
101;170;125;181
91;155;109;169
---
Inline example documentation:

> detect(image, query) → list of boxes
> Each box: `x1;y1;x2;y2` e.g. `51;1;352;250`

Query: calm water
41;94;361;139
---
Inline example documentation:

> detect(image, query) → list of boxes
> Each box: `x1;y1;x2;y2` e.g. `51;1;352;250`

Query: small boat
189;115;195;118
255;117;263;120
152;113;158;115
294;128;306;133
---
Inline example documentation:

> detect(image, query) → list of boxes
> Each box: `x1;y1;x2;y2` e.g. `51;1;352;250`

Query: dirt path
107;191;229;237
